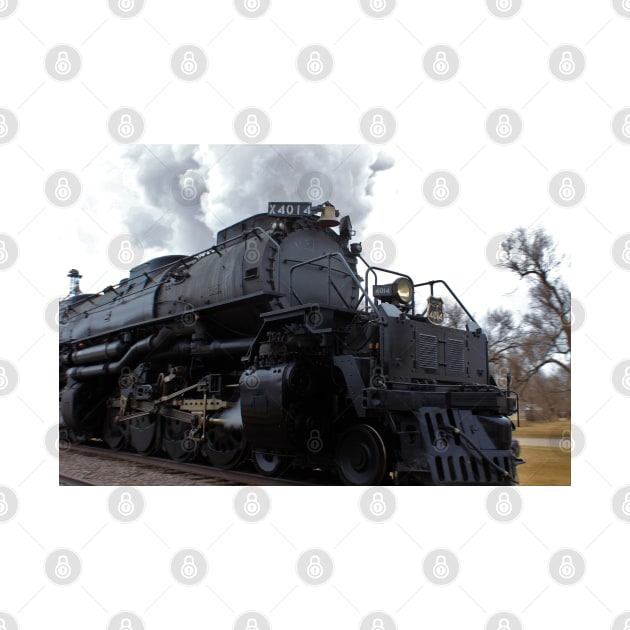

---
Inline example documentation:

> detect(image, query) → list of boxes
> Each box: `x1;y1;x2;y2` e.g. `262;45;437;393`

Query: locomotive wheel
128;415;159;456
252;450;289;477
102;407;127;451
335;424;387;486
201;424;248;470
161;418;196;463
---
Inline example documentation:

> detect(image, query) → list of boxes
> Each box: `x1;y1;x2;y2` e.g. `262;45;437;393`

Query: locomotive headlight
373;277;414;305
394;277;413;303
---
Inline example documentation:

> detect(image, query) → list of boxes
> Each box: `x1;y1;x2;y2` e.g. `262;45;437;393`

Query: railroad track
59;473;97;486
63;443;314;486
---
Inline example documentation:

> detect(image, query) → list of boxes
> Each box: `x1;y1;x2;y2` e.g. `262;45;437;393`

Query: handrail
414;279;478;326
357;256;416;314
288;252;383;321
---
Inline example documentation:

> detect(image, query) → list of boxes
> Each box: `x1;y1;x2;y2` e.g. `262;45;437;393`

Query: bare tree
499;226;571;380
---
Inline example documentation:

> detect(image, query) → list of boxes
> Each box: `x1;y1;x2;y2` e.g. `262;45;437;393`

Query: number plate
268;202;312;217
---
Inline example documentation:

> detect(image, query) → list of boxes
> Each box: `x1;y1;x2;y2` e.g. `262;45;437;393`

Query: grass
517;445;571;486
512;417;571;440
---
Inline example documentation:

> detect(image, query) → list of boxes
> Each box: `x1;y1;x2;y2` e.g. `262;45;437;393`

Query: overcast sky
58;143;569;326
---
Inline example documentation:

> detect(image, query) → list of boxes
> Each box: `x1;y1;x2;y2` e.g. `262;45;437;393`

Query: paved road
517;437;565;448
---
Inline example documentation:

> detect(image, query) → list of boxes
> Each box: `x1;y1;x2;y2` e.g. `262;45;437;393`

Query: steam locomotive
59;201;521;485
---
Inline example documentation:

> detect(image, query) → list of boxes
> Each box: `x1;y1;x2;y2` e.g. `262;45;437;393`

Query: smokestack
67;269;82;296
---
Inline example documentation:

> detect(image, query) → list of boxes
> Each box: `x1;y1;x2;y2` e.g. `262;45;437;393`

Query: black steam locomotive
59;201;521;485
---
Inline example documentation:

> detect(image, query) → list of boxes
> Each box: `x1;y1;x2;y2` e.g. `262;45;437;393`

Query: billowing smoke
121;145;212;253
121;144;394;253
